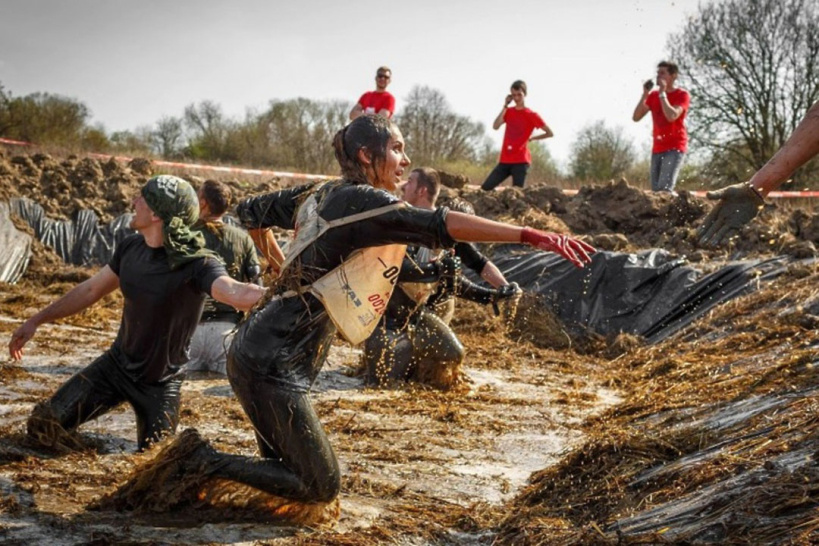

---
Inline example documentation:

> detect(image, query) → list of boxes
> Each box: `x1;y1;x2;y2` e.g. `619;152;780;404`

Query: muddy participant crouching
363;246;520;389
7;176;265;451
110;115;592;517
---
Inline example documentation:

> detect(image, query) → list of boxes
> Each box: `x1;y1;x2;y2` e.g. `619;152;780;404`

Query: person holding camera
633;61;691;193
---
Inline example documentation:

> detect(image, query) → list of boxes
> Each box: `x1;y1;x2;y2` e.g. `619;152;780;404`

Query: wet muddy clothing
426;242;491;311
363;247;497;384
232;181;453;391
109;234;226;383
30;352;183;451
204;181;453;501
194;221;260;321
33;233;226;450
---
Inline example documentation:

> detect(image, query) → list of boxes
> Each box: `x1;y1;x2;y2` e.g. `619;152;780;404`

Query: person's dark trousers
481;162;530;190
26;352;183;451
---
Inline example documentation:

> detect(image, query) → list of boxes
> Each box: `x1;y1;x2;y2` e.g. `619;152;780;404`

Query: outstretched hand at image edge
697;183;765;246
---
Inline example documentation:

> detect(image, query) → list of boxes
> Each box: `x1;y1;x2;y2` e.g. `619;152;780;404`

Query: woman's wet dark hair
333;114;395;184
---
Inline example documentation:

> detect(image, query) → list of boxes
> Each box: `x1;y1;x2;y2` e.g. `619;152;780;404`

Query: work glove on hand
492;282;522;317
435;255;462;295
697;183;765;247
520;228;595;268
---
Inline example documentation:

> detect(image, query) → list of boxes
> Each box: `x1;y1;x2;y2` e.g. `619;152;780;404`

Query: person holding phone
632;61;691;192
480;80;553;191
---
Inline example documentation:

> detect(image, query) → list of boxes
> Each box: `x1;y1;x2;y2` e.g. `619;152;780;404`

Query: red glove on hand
520;227;595;268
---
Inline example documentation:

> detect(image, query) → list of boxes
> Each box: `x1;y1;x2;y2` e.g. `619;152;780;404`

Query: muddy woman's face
372;129;410;192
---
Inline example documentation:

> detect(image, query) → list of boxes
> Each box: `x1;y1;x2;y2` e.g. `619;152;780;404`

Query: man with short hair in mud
481;80;553;191
7;175;266;451
362;167;522;386
402;167;513;323
632;61;691;193
349;66;396;120
187;179;262;374
699;100;819;245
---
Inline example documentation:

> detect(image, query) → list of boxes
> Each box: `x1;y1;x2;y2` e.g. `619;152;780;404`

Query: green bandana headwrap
141;175;218;270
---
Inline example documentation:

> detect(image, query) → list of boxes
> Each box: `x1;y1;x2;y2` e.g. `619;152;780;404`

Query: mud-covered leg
27;353;124;451
411;310;465;389
363;323;414;384
128;376;183;451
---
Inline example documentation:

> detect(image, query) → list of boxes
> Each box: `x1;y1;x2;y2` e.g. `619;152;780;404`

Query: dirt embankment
2;150;818;268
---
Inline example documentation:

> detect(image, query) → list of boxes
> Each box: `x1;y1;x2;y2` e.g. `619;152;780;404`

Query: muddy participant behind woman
114;114;594;517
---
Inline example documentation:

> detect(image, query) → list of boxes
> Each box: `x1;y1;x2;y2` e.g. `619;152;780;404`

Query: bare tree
152;116;184;158
262;98;349;173
669;0;819;183
183;101;232;159
396;86;487;166
569;120;636;181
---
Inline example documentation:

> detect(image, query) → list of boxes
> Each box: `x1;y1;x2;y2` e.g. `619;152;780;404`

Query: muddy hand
697;183;765;247
8;320;37;361
492;282;522;317
521;228;595;268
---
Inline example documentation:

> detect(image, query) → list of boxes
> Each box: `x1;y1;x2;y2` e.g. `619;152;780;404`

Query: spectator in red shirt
481;80;553;191
349;66;396;120
633;61;691;192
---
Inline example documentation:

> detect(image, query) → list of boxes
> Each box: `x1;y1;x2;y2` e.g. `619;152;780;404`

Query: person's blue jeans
650;150;685;192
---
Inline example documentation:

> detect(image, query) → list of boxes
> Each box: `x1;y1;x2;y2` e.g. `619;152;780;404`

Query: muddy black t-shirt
108;234;227;384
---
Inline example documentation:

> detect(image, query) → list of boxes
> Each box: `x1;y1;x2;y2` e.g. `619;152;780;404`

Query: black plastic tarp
9;198;134;267
486;248;792;343
0;201;32;284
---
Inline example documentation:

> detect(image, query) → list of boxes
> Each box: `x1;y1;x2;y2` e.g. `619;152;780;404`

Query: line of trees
2;0;819;188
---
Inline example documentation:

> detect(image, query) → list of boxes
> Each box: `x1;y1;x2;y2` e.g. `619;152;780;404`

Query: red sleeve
385;93;396;115
357;92;369;106
531;111;546;129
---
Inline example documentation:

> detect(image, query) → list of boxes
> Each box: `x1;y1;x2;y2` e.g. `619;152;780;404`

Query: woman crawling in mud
116;114;594;513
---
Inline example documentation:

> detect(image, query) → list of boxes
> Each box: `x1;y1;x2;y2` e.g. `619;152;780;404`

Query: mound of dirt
3;151;818;269
439;179;816;260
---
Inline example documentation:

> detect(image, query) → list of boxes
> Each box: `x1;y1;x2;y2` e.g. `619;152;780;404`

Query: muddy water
0;297;618;544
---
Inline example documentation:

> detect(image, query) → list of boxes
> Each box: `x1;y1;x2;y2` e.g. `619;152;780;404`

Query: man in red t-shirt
633;61;691;192
349;66;396;120
481;80;553;190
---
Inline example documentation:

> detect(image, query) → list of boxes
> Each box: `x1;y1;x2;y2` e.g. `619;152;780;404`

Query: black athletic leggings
28;352;182;451
216;354;341;503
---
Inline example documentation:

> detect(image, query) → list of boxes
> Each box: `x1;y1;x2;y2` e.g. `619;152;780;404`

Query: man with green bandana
7;175;266;451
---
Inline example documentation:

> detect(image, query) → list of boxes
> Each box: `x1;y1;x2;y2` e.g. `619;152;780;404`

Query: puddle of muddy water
0;309;620;544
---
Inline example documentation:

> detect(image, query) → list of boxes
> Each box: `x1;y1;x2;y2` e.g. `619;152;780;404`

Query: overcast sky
0;0;703;171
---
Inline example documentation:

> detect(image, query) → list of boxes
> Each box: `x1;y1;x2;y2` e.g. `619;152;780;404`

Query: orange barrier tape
3;136;819;197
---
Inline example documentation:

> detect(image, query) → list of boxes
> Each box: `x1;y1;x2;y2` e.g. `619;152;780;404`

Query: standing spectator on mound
698;100;819;246
349;66;396;120
188;180;262;374
7;175;266;451
481;80;553;191
632;61;691;193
